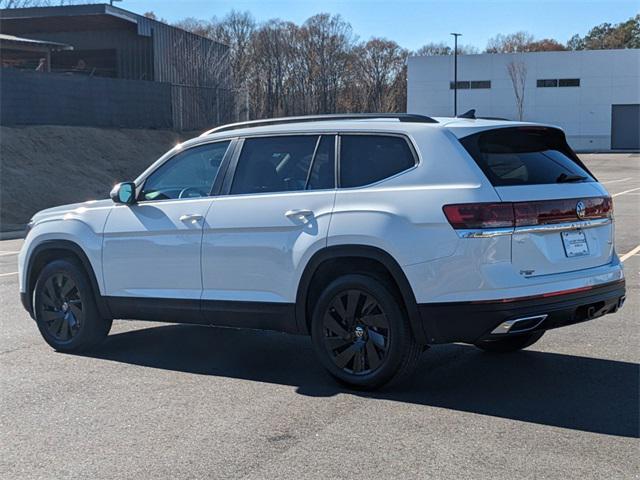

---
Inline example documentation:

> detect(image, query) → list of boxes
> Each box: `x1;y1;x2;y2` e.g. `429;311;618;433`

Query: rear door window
459;127;594;186
230;135;335;195
339;135;416;188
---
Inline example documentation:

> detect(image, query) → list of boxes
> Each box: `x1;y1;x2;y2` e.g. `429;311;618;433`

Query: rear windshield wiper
556;173;587;183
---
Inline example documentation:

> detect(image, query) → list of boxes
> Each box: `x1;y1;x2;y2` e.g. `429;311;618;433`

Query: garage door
611;104;640;150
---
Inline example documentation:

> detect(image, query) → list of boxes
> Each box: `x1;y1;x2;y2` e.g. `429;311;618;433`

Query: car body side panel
202;190;335;303
101;198;213;299
327;128;500;267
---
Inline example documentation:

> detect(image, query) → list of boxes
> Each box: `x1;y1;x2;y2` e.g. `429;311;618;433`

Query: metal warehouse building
0;4;232;130
407;49;640;151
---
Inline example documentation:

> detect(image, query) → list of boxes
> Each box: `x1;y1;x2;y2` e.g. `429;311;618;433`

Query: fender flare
295;245;427;344
24;239;111;319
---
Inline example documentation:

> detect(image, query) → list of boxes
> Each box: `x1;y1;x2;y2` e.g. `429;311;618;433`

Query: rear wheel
474;331;544;353
311;274;421;390
33;259;112;353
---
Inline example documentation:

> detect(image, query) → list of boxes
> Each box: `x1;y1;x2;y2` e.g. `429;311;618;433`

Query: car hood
31;198;113;223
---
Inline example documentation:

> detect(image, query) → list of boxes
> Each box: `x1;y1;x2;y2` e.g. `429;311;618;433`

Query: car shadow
82;323;639;438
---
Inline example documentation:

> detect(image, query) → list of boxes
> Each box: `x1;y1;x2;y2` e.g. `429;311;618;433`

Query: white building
407;49;640;151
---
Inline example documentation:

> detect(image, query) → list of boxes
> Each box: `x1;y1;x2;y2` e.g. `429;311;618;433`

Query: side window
307;135;335;190
339;135;416;188
140;141;230;201
231;135;324;195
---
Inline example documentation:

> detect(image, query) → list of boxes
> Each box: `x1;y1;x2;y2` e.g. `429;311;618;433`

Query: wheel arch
24;240;111;319
295;245;427;345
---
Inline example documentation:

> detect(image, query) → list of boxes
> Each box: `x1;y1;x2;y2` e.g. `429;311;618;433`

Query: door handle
179;213;203;223
285;209;313;223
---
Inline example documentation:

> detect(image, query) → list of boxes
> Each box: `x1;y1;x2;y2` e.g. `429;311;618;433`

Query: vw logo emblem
576;201;586;219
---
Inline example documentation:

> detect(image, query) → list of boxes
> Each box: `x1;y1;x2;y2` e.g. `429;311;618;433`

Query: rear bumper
419;280;626;344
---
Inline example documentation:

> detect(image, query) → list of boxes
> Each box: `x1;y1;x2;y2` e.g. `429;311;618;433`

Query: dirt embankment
0;126;197;230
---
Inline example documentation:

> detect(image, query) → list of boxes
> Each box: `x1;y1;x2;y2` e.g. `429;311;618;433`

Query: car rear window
459;127;595;186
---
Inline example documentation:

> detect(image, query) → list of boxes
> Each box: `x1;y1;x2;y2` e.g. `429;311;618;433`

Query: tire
474;331;545;353
33;258;112;353
310;274;422;390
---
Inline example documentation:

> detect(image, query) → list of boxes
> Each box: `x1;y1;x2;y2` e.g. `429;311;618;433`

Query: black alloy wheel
34;259;111;352
322;289;390;375
311;274;422;390
39;273;83;342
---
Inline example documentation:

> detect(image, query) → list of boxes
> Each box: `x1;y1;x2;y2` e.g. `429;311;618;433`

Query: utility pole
451;33;462;116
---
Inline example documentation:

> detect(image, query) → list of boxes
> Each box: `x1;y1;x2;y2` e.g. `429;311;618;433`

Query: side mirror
110;182;136;205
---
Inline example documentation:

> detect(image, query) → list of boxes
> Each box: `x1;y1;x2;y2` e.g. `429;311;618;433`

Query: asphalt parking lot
1;153;638;479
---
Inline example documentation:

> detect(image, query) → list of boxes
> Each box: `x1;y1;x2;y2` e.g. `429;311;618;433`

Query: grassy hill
0;126;196;230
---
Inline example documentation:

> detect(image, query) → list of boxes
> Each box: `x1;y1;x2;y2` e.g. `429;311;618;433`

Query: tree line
1;1;638;120
162;11;638;121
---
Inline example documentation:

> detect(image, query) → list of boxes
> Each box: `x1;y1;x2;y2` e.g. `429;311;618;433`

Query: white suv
19;114;626;389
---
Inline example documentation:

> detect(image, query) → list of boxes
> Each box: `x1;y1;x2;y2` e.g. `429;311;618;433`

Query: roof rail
201;113;438;136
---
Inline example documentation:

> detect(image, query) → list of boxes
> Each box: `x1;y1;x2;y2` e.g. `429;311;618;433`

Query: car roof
187;116;562;147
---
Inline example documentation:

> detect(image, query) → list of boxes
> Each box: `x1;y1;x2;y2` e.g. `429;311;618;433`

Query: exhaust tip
491;314;548;335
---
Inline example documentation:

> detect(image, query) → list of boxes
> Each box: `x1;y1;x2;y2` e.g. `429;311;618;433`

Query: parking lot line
601;177;633;185
620;245;640;262
0;251;19;256
0;271;18;277
612;187;640;197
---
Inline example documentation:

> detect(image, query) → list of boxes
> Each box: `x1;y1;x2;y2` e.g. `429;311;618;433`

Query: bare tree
487;31;534;53
414;42;478;56
506;59;527;120
173;11;409;119
353;38;408;112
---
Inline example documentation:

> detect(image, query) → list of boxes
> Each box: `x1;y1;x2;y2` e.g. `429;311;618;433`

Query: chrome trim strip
456;228;513;238
514;218;611;234
456;218;611;238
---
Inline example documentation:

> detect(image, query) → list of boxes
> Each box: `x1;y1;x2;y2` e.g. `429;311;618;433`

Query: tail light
443;196;612;230
583;196;613;219
442;203;514;229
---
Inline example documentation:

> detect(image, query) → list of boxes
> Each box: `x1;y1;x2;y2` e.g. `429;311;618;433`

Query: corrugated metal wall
143;18;232;130
1;10;232;130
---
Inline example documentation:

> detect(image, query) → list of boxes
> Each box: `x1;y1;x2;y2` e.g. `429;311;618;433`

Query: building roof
0;33;72;50
0;3;226;46
408;48;640;61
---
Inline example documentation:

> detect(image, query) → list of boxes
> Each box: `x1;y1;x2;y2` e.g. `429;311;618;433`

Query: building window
537;78;580;88
449;80;491;89
470;80;491;89
537;79;558;88
559;78;580;87
450;81;470;89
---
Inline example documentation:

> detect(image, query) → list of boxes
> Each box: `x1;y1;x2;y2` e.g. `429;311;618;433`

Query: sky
115;0;638;51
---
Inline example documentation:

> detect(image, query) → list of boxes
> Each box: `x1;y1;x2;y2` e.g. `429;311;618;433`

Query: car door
201;134;336;331
102;140;233;310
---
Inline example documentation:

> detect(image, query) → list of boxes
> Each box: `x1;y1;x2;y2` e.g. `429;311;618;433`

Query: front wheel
33;259;112;353
311;274;422;390
474;331;545;353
